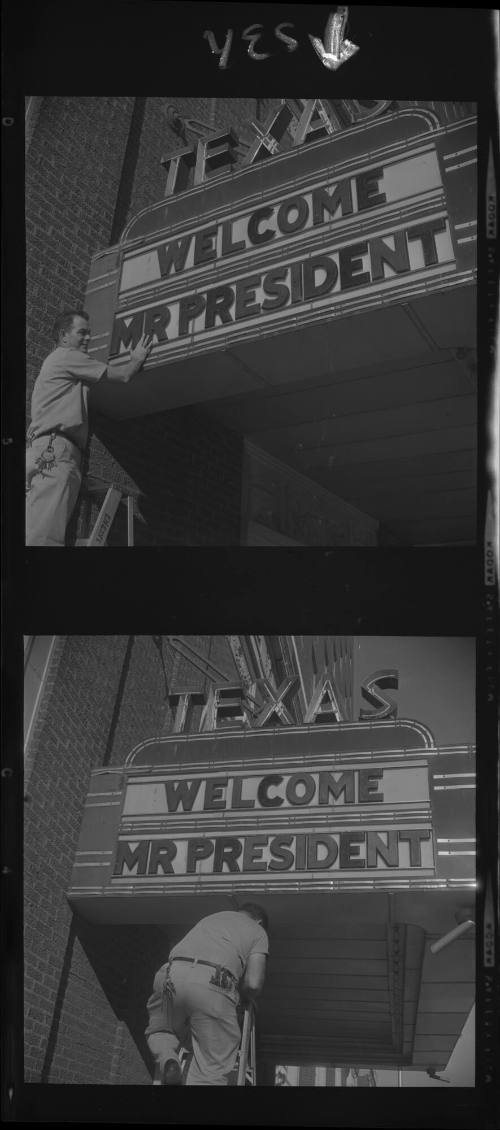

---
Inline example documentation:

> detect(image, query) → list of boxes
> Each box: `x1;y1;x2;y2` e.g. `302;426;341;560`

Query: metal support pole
430;919;475;954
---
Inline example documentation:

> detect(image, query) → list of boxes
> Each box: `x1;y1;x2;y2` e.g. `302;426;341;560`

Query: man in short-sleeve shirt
145;904;269;1086
26;308;152;546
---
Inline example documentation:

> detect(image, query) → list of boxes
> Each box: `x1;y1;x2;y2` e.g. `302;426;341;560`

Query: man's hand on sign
130;333;154;364
106;333;154;382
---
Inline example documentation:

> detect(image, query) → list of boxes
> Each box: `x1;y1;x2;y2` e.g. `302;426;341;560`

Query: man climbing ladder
145;904;269;1086
26;308;152;546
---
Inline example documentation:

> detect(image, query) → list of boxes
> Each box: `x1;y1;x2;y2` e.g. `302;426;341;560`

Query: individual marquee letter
360;669;399;720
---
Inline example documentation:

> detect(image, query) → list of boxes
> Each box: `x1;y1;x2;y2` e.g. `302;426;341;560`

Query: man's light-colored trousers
146;961;241;1086
26;436;82;547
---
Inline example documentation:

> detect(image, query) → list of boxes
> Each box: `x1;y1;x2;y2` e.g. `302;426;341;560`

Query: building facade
26;98;477;546
24;635;475;1085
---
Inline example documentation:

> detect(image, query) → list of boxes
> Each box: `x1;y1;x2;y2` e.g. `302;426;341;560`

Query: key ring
34;433;57;474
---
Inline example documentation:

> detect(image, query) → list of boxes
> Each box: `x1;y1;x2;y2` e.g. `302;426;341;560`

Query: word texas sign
166;669;400;733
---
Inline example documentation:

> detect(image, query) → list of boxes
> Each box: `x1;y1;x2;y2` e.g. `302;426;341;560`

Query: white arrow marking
309;6;359;71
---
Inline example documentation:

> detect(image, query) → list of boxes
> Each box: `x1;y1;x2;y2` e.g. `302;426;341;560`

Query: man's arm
105;334;153;383
241;953;267;1003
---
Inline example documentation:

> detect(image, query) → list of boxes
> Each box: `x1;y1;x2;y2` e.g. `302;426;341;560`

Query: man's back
169;910;268;979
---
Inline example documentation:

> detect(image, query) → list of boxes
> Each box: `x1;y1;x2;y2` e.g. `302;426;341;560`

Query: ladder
152;1003;256;1086
76;475;138;546
236;1002;256;1085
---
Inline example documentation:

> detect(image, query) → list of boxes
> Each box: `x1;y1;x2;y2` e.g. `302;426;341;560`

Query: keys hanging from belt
160;963;177;1026
32;432;57;474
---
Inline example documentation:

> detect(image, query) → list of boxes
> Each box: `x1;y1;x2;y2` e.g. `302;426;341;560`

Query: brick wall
104;635;174;762
23;636;171;1083
25;96;135;413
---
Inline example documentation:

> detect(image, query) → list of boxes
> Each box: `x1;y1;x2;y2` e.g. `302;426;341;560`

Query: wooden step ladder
76;475;138;546
236;1002;257;1085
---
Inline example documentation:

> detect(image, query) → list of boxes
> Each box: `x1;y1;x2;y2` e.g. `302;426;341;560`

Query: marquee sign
67;720;476;919
84;108;476;417
68;722;445;913
121;761;430;815
109;152;454;360
113;758;434;882
118;151;446;293
113;825;434;881
153;668;401;733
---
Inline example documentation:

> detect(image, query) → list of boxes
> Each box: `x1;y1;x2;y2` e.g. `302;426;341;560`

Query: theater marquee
113;758;434;883
84;107;476;416
110;153;453;359
69;723;446;914
114;826;434;881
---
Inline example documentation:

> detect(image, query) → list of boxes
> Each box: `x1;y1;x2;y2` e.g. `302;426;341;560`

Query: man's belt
27;429;84;454
169;956;238;985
